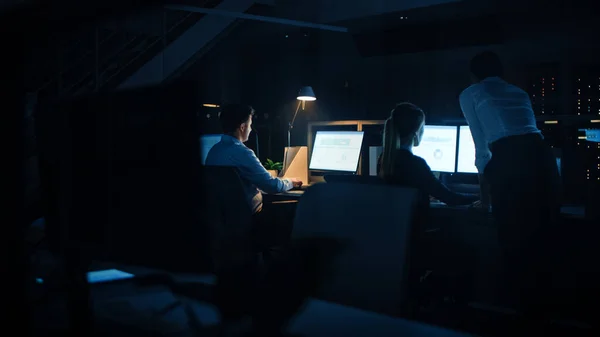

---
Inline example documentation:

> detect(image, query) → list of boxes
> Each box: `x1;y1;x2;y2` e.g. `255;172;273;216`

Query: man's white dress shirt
459;77;541;173
205;135;293;213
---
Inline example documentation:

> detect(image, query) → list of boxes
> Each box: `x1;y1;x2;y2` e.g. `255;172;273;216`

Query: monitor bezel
309;130;365;173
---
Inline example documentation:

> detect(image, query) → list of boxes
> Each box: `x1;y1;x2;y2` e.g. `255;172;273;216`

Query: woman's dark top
379;150;478;206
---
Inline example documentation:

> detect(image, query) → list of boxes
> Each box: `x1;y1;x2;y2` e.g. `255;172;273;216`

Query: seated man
206;104;302;325
206;104;302;214
378;102;478;207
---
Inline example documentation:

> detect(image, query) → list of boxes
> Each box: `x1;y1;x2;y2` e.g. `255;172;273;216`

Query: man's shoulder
459;84;480;100
207;140;255;165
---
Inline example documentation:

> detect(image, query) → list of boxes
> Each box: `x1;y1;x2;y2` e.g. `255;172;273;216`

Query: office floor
27;224;596;337
29;250;595;337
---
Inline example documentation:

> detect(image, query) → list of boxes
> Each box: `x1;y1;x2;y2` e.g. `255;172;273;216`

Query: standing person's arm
459;89;492;205
459;89;491;173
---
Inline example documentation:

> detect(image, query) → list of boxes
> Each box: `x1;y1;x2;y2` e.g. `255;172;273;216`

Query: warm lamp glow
297;96;317;101
297;86;316;101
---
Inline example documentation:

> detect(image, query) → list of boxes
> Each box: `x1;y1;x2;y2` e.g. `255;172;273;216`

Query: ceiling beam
166;5;348;32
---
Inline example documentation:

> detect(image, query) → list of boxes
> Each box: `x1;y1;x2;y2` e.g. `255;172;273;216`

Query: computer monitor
457;126;478;174
309;131;365;172
412;125;458;173
200;134;222;164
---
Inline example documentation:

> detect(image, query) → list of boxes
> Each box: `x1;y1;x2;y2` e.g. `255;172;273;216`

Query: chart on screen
413;125;457;173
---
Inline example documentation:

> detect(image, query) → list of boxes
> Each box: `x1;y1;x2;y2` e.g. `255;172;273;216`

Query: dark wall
184;17;599;160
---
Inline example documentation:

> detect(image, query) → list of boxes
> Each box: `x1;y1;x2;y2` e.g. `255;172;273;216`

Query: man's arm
238;148;295;194
459;90;491;174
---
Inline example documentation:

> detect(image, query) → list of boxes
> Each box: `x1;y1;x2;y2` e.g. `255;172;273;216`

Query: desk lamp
283;86;316;175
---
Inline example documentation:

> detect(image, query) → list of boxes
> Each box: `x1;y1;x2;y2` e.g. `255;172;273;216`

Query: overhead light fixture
202;103;220;108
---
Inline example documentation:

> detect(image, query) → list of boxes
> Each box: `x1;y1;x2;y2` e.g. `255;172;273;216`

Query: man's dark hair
469;51;504;81
218;104;255;134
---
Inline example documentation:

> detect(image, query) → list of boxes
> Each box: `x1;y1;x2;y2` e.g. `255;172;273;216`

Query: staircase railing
31;2;218;98
164;18;244;83
30;0;230;98
98;10;201;91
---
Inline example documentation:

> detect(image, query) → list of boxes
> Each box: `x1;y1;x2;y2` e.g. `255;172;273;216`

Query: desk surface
288;299;476;337
90;264;474;337
267;191;587;220
431;202;586;219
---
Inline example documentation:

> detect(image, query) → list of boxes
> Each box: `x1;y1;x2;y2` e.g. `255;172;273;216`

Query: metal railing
99;11;198;90
165;18;243;83
31;0;225;97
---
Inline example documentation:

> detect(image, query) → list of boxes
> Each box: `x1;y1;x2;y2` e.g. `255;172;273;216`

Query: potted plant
263;158;283;177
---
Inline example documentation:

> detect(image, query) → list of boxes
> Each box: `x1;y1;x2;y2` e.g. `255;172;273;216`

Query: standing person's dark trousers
484;133;561;318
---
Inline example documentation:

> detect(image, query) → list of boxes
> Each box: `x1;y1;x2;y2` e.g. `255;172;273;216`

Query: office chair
201;166;256;270
323;175;385;185
291;182;424;317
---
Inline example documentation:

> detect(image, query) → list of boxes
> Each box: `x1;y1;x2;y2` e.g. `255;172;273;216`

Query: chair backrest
292;183;422;316
324;175;384;185
202;166;255;269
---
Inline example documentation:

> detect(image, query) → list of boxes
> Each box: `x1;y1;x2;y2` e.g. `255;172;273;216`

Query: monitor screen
87;269;135;284
309;131;365;172
412;125;458;173
457;126;478;174
200;134;222;164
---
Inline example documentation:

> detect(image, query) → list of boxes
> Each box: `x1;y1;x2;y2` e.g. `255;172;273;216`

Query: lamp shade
297;86;316;101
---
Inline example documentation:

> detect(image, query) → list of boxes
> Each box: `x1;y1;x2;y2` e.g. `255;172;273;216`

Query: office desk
288;299;475;337
268;190;588;221
262;191;303;202
263;191;594;305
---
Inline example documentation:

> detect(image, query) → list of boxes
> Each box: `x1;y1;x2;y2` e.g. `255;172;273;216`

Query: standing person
459;51;561;318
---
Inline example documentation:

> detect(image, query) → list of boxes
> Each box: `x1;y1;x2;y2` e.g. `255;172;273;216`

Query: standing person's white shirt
459;76;541;174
